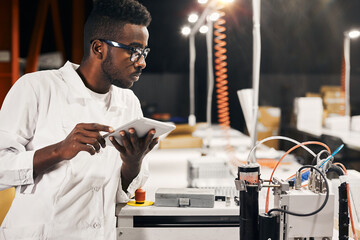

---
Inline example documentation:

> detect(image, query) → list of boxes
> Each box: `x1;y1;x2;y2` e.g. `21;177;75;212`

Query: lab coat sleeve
116;156;150;203
116;94;150;202
0;77;38;190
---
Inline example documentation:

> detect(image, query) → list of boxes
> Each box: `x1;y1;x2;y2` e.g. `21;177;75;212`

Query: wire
286;144;343;183
334;162;347;175
264;141;331;213
214;10;239;166
267;165;329;217
318;144;344;169
347;183;358;240
214;10;229;130
246;136;318;164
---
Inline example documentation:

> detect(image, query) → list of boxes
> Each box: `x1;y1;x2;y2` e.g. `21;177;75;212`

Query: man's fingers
73;142;97;156
148;137;159;151
76;123;114;133
98;137;106;148
76;126;107;148
82;144;97;156
119;131;133;151
73;134;101;152
110;136;126;153
144;129;156;147
128;128;139;151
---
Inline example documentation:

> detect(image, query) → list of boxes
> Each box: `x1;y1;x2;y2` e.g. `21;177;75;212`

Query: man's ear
91;40;104;59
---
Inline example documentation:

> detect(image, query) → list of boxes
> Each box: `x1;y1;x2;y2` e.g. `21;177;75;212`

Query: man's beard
102;53;132;89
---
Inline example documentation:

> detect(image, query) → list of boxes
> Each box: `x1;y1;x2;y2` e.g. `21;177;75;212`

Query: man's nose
134;55;146;69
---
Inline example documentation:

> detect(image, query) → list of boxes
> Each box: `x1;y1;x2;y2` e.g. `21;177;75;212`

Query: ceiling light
199;25;209;34
181;26;191;36
348;30;360;39
188;13;199;23
209;12;220;21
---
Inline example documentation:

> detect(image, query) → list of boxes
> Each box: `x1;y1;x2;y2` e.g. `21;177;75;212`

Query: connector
295;171;302;190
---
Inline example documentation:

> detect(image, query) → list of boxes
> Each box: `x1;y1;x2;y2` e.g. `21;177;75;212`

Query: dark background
18;0;360;135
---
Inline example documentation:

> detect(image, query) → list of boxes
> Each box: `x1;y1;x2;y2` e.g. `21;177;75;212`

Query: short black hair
82;0;151;59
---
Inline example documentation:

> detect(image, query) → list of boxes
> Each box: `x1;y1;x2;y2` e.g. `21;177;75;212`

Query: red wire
265;141;331;213
214;11;230;130
214;10;239;166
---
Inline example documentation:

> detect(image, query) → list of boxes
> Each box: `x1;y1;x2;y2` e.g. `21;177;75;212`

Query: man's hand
58;123;114;160
109;128;158;191
33;123;113;176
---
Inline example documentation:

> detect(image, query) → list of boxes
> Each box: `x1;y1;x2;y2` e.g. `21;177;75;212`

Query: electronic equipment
116;197;239;240
187;156;238;200
270;177;335;240
155;188;215;208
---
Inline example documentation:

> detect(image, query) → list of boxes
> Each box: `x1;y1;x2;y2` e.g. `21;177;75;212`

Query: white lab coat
0;61;149;239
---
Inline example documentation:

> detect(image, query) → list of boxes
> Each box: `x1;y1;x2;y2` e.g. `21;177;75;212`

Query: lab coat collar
59;61;127;111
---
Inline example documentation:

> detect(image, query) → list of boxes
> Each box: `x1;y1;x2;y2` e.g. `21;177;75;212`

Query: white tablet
103;117;176;147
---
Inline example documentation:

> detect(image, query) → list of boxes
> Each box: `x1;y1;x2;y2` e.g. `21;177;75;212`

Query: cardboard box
320;85;345;116
258;106;281;128
158;123;203;149
257;106;281;149
159;135;203;149
326;103;345;115
320;85;342;96
323;91;345;105
168;124;197;135
306;92;321;98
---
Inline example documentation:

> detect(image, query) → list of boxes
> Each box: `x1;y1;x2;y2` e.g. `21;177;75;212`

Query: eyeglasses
99;39;150;63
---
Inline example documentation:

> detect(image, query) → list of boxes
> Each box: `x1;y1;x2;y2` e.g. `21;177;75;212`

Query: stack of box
320;86;345;118
257;106;281;149
159;124;203;149
293;97;323;133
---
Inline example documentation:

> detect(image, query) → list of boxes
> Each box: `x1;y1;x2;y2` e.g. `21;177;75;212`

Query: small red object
135;189;146;204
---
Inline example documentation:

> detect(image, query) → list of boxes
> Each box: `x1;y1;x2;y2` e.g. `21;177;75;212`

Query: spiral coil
214;10;241;166
214;11;230;130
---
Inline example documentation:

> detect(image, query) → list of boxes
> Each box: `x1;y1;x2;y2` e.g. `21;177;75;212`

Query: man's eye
134;49;142;55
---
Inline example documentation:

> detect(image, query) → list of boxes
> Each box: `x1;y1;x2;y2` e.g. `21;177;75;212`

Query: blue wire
318;144;344;169
288;144;344;182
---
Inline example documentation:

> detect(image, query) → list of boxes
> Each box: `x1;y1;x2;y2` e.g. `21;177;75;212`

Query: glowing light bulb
188;13;199;23
199;25;208;34
181;26;191;36
349;30;360;39
198;0;208;4
209;12;220;21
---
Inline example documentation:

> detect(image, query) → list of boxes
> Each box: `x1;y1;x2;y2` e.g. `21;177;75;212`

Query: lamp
343;29;360;117
182;0;233;127
248;0;261;163
187;1;218;126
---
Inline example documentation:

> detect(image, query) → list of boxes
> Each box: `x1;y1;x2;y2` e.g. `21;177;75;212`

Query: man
0;0;156;239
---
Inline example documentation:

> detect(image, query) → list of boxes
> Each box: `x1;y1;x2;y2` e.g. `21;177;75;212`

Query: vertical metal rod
344;35;351;117
250;0;261;163
189;33;196;126
205;19;214;146
188;1;216;126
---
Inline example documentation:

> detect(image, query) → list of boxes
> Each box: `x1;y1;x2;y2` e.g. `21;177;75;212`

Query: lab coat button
93;187;100;192
93;222;101;229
